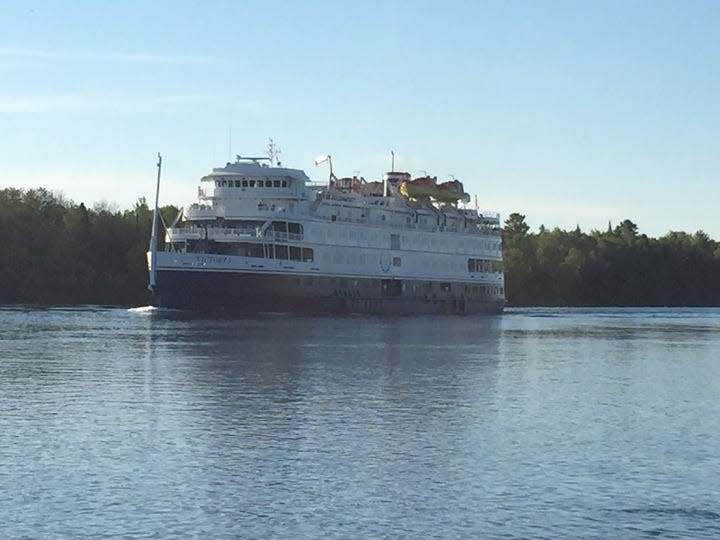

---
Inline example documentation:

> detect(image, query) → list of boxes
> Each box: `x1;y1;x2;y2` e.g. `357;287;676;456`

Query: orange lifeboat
399;176;438;199
436;179;470;204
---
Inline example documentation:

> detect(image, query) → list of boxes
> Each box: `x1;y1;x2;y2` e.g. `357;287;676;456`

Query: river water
1;307;719;538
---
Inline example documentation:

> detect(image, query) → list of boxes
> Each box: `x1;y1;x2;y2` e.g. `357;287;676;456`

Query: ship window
249;180;256;187
232;242;263;258
257;180;264;187
274;180;281;187
440;283;451;292
215;181;220;187
276;245;288;259
282;180;288;187
468;259;476;272
392;257;401;267
289;246;302;260
381;279;402;297
242;180;248;187
288;222;302;235
331;215;337;222
222;180;227;187
390;234;400;250
302;248;314;262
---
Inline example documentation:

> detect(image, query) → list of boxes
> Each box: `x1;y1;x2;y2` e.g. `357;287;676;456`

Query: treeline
1;188;719;307
0;188;177;306
503;213;720;306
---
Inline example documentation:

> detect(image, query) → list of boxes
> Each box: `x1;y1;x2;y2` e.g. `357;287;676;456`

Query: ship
147;144;505;315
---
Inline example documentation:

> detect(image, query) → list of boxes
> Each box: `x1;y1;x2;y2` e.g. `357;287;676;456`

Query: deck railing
168;226;308;241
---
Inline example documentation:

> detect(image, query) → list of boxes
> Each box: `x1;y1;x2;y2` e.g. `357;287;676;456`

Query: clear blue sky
2;0;719;237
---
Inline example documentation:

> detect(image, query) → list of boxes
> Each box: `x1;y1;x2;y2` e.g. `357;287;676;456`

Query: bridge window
274;180;281;187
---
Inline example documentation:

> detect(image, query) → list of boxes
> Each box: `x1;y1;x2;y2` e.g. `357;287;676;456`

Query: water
1;307;719;538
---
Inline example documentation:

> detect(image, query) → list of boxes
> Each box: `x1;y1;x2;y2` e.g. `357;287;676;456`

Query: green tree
504;212;530;236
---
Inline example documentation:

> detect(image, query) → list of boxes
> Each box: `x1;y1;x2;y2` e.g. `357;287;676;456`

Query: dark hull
152;269;504;315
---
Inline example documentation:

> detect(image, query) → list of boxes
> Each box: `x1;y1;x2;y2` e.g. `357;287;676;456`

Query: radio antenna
267;138;281;167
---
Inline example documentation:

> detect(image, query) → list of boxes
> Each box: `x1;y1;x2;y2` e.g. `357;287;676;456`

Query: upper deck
183;155;501;236
201;159;309;184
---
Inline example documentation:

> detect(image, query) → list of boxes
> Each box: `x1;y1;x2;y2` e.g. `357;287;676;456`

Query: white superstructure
149;150;505;314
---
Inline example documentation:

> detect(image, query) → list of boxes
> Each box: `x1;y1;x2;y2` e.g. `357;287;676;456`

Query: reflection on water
1;307;719;538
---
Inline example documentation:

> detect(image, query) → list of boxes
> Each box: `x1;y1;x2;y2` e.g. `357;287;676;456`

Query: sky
2;0;719;237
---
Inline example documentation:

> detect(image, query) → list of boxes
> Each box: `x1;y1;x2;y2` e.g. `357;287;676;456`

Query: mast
149;153;162;290
384;150;396;197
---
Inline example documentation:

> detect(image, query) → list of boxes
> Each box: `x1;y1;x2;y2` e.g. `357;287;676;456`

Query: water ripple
1;307;720;538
